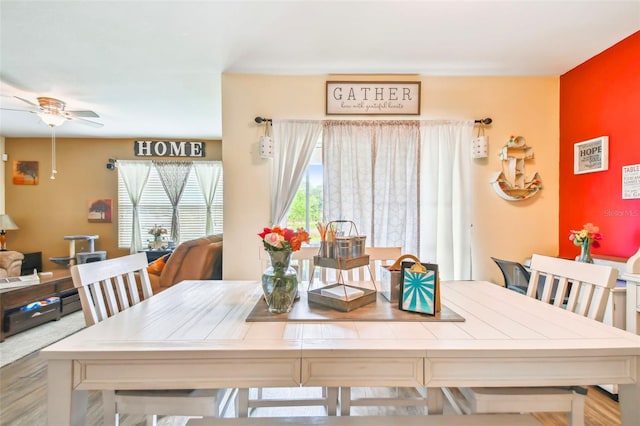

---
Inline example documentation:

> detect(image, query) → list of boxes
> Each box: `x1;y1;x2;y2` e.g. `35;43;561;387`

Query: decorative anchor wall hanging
490;135;542;201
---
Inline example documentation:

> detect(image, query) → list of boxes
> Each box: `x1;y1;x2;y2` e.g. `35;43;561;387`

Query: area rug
0;311;86;368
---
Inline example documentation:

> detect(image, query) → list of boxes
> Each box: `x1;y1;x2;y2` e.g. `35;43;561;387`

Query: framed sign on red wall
574;136;608;175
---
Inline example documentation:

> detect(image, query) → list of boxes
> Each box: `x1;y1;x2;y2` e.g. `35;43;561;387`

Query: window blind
118;161;223;249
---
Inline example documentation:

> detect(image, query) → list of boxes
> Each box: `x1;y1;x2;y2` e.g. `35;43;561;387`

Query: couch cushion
0;251;25;278
154;234;223;292
147;253;171;275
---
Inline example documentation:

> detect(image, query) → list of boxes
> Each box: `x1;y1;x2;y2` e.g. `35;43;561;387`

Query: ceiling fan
3;96;104;128
2;95;104;180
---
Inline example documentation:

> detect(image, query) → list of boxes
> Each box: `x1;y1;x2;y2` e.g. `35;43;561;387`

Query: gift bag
380;254;421;303
399;260;440;315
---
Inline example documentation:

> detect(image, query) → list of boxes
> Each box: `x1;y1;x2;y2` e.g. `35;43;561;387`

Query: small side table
140;249;172;263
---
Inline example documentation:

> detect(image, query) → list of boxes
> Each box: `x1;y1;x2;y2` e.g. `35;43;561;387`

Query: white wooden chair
71;253;233;425
343;247;402;284
292;246;321;283
239;247;339;417
443;254;618;426
339;247;432;415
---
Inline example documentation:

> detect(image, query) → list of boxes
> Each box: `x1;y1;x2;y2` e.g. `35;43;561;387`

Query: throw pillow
147;253;170;275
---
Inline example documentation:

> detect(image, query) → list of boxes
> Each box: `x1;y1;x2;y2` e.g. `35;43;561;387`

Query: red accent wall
559;31;640;259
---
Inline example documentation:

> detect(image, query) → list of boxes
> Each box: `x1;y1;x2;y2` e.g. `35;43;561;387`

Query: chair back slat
526;269;541;299
291;246;402;285
87;281;109;324
528;254;618;322
366;247;402;282
102;277;122;317
342;247;401;283
552;277;570;308
113;275;132;309
71;253;153;326
539;274;557;303
291;247;318;283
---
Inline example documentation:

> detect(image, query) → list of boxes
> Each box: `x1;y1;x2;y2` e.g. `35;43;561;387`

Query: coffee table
0;270;78;342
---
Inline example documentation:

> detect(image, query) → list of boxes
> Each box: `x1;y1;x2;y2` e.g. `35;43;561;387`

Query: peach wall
222;74;559;282
4;137;221;270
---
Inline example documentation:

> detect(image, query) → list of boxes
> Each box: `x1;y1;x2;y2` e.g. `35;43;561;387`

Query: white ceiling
1;0;639;139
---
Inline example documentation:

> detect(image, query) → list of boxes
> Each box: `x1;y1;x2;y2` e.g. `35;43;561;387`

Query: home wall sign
574;136;608;174
326;81;421;115
134;140;205;157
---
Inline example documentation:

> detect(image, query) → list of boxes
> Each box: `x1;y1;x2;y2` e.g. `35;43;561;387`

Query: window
286;141;323;242
118;161;223;248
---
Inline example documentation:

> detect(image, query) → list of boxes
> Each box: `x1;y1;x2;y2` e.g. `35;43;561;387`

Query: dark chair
491;257;530;295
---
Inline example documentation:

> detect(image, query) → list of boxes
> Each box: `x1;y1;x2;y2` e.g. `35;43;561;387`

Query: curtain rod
256;116;492;125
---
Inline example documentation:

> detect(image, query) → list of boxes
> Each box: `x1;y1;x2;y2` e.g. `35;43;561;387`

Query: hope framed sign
574;136;608;174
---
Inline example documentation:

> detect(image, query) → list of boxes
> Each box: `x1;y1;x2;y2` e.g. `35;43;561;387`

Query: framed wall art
622;164;640;200
12;161;39;185
574;136;608;174
88;199;113;223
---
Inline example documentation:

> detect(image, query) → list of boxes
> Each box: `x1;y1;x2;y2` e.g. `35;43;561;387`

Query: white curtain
323;120;420;253
194;161;223;235
154;161;192;243
270;119;323;226
118;160;152;253
419;120;474;280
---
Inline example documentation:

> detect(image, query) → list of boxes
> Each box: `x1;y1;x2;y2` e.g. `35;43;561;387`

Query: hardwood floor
0;351;622;425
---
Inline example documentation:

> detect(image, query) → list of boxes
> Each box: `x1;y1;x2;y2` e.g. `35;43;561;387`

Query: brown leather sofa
147;234;223;293
0;251;24;278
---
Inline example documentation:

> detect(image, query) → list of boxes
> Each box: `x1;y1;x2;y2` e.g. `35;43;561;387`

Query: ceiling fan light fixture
37;112;67;127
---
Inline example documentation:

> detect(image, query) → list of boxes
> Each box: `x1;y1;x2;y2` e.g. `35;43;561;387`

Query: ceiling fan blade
74;117;104;128
68;110;100;118
14;96;39;107
0;107;33;113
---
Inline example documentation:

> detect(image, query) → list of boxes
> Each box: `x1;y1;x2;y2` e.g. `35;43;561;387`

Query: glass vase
261;250;298;314
150;235;164;250
577;239;593;263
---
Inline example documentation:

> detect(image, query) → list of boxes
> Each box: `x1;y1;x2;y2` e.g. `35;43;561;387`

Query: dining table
41;279;640;425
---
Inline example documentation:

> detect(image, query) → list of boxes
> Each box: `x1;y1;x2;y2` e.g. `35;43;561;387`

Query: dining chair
339;247;432;416
71;253;234;425
490;256;530;295
443;254;618;426
292;246;321;283
240;247;339;417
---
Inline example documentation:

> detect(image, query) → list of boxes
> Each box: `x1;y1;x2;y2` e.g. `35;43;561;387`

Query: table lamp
0;214;19;251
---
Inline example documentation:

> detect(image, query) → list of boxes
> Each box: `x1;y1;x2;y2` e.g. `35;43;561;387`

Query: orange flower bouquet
258;226;310;314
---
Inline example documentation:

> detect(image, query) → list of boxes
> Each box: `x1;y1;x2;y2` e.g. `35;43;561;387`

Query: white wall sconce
472;118;492;159
255;116;274;159
259;135;274;158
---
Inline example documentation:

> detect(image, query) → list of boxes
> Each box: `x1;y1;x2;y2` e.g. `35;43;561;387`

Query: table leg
326;387;338;416
47;359;87;426
340;387;351;416
427;387;443;414
618;381;640;426
236;388;249;417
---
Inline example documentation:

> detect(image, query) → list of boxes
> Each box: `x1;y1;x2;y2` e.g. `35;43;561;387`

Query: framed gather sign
326;81;421;115
574;136;609;174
